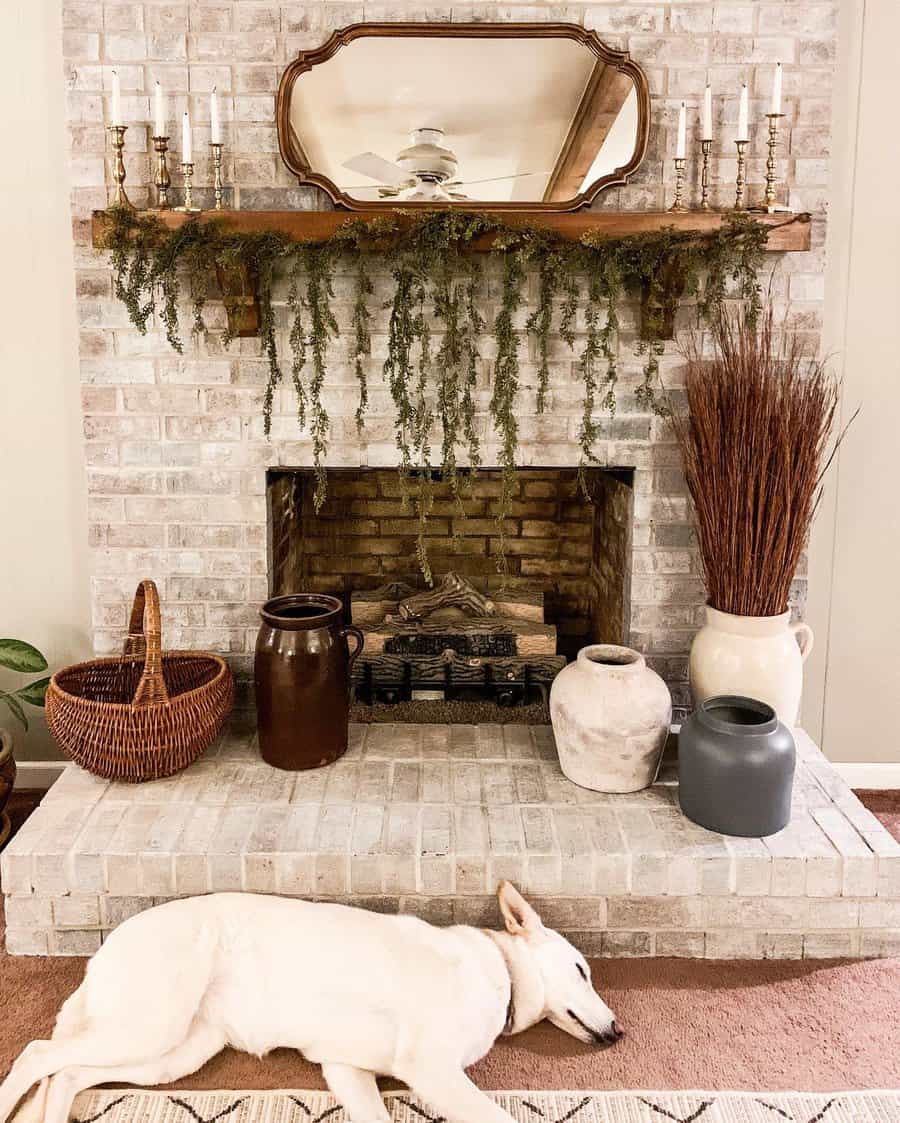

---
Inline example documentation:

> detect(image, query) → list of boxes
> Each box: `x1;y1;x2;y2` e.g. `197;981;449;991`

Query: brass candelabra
668;157;688;212
700;139;712;210
175;162;201;213
152;136;171;209
210;142;224;210
108;125;133;209
733;139;748;211
753;112;789;213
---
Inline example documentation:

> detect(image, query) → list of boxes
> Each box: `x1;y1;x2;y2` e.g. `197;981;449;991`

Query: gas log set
350;573;565;707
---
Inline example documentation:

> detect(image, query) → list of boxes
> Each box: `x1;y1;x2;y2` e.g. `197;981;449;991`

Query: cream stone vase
689;606;814;726
550;644;672;793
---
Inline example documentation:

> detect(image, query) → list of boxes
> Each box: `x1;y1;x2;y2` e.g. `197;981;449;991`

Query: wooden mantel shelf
92;208;812;253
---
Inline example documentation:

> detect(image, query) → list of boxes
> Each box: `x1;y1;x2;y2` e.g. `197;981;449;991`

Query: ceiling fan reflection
342;128;546;200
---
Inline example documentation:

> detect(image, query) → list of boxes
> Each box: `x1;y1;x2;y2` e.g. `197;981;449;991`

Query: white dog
0;882;623;1123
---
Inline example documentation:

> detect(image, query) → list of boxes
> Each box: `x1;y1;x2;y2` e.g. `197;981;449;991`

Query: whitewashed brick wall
63;1;837;711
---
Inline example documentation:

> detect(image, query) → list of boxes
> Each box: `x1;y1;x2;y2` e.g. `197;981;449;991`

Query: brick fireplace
15;1;889;964
67;4;833;716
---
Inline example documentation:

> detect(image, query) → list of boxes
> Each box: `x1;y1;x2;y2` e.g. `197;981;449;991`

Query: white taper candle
771;62;783;115
111;71;122;126
210;88;221;145
182;110;192;163
703;83;713;141
737;83;749;142
154;81;165;137
676;101;686;159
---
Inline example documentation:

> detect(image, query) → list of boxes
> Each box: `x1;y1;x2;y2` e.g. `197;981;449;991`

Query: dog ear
497;881;545;938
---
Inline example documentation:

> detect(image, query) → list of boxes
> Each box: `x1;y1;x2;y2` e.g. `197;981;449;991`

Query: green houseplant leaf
0;639;48;674
13;676;51;708
0;692;29;732
0;639;50;734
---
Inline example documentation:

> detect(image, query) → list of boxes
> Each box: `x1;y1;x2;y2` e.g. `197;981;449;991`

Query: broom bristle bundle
672;304;841;618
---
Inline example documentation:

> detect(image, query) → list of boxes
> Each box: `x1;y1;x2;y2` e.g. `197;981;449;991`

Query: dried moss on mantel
92;207;811;251
96;206;807;583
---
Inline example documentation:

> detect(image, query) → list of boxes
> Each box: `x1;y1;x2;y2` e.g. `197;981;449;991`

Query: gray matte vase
678;695;795;838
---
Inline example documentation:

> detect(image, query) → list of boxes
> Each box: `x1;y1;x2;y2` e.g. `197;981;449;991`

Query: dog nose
597;1021;625;1046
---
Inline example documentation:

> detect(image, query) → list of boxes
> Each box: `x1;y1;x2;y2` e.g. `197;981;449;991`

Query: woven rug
70;1088;900;1122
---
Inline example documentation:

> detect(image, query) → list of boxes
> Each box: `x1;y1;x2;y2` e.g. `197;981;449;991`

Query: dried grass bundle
672;304;847;617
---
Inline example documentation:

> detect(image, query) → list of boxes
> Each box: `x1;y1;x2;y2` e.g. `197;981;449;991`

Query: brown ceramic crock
254;594;363;771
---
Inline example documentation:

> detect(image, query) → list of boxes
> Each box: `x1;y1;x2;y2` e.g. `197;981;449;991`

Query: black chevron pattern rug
71;1087;900;1123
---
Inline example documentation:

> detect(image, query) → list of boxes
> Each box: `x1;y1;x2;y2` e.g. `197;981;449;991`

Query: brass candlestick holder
700;139;712;210
668;157;688;212
108;125;133;209
210;142;224;210
733;139;748;211
753;112;790;213
152;135;171;209
175;162;201;213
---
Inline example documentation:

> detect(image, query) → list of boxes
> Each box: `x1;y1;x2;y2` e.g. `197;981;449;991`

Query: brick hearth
4;722;898;958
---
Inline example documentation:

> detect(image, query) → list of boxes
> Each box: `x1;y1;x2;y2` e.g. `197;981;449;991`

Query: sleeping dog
0;882;623;1123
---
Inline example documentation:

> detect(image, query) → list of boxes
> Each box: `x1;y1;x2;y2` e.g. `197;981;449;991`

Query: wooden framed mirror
276;23;651;212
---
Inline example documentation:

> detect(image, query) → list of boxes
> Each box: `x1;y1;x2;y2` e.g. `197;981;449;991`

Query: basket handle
125;580;170;707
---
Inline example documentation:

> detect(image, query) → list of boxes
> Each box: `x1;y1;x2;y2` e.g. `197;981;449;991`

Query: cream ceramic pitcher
689;606;814;726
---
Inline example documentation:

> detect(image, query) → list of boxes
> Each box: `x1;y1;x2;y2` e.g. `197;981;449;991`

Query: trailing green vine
302;245;338;511
351;257;372;434
492;250;526;575
100;206;773;584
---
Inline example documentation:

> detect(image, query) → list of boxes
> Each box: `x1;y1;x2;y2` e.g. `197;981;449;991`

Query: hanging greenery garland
101;207;770;584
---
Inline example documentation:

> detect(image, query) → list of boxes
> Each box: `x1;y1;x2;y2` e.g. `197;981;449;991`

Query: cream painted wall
0;3;90;763
805;0;900;767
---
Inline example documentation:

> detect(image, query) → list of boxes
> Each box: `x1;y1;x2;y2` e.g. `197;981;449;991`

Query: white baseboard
834;762;900;790
13;761;65;791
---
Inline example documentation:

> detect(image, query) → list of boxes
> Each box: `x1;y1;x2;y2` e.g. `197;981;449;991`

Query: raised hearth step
2;723;898;958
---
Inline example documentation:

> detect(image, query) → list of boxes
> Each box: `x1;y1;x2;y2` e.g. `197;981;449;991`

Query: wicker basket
46;580;234;782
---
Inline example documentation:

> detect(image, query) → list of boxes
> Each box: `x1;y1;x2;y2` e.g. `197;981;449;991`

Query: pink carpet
0;792;898;1091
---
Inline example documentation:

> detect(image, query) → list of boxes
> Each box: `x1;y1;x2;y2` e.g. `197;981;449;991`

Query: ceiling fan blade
342;152;410;187
447;171;547;188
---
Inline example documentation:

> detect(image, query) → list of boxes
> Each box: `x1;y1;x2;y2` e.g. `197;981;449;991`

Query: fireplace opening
267;467;633;720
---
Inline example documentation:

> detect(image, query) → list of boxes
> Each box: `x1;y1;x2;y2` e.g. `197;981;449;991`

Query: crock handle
791;621;814;662
341;626;365;670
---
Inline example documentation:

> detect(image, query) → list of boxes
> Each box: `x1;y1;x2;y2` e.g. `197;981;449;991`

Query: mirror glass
278;27;649;210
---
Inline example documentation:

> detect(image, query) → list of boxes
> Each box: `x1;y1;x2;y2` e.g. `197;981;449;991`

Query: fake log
352;583;417;627
352;651;566;687
394;572;495;622
364;618;557;657
352;580;545;627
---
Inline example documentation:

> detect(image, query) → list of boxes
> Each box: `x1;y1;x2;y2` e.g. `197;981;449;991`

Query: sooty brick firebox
267;467;634;695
